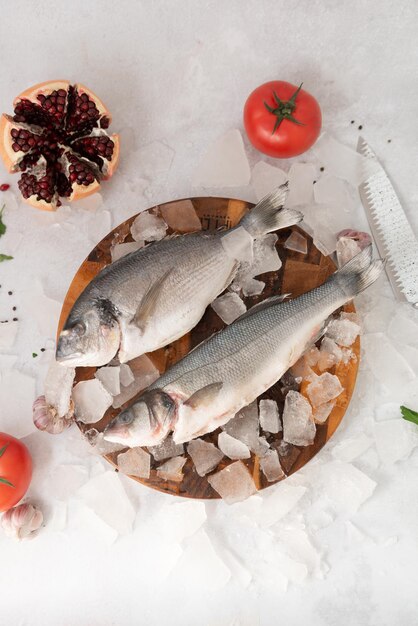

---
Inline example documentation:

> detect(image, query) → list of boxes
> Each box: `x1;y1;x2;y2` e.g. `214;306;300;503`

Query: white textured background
0;2;417;625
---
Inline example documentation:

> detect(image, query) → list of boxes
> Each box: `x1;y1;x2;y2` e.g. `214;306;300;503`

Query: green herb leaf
0;205;6;237
0;477;14;487
0;254;13;262
0;444;8;458
400;405;418;426
32;352;38;358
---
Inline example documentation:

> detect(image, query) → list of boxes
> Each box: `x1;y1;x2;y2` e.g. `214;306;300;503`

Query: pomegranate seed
0;184;10;191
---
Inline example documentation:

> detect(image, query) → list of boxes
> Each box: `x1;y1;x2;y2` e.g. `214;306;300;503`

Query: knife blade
358;137;418;306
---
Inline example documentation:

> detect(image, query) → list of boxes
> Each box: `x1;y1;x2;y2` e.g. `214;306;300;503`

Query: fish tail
240;184;303;237
332;245;385;298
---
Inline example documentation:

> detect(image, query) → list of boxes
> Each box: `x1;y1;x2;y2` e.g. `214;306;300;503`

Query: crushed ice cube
207;461;257;504
157;456;187;482
135;140;175;179
76;471;135;535
305;346;320;367
318;337;342;371
336;237;362;267
280;371;303;396
48;464;89;500
374;420;418;464
153;500;207;543
240;277;265;296
192;129;251;188
223;402;260;452
218;431;251;460
282;390;316;446
259;399;281;433
160;200;202;233
388;307;418;348
148;435;184;461
260;449;284;482
251;161;287;201
312;400;335;424
21;280;62;340
0;320;18;349
275;440;301;474
313;174;355;212
284;231;308;254
130;211;167;242
112;355;159;409
0;369;36;438
320;460;376;513
72;192;103;212
111;241;144;262
187;438;224;476
251;233;281;275
259;484;307;527
211;292;246;324
326;318;360;347
72;378;112;424
119;363;135;387
95;366;121;396
117;447;151;478
332;433;372;462
285;163;315;207
221;226;254;263
44;360;75;417
312;133;378;186
307;372;343;407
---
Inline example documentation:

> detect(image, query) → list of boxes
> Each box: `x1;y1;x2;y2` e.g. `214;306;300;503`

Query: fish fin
239;184;303;237
332;245;385;298
131;269;173;331
235;293;291;322
184;382;223;409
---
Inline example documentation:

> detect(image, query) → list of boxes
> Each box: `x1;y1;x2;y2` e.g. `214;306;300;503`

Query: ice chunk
284;231;308;254
223;402;260;452
95;366;121;396
49;501;67;532
160;200;202;233
207;461;257;504
192;129;251;188
76;471;135;535
117;447;151;478
136;140;175;179
153;501;206;543
336;237;361;267
305;346;320;367
320;460;376;513
364;334;416;390
312;133;378;186
259;399;281;433
312;400;335;424
0;320;18;349
326;318;360;347
157;456;187;482
44;360;76;417
72;379;112;424
187;438;224;476
285;163;315;207
282;390;316;446
130;211;167;242
119;363;135;387
251;233;281;275
111;240;144;262
274;440;301;474
313;175;355;212
240;277;265;296
307;372;343;407
0;370;36;438
251;161;287;201
374;420;418;464
218;431;250;460
221;226;254;263
172;530;231;591
388;307;418;349
112;355;159;409
148;436;184;461
332;433;372;462
72;192;103;212
318;337;342;372
260;449;284;482
211;292;246;324
21;280;62;340
259;484;307;527
48;464;89;500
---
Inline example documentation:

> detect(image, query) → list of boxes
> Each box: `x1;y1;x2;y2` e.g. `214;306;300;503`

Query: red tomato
0;433;32;512
244;81;322;158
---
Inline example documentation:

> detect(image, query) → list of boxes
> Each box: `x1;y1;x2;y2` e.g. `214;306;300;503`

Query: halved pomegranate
0;80;119;210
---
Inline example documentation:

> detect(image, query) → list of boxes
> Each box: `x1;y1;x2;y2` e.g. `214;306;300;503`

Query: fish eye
72;322;86;336
119;411;133;425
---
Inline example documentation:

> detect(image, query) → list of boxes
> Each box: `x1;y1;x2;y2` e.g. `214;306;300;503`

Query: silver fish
56;186;301;367
104;246;383;447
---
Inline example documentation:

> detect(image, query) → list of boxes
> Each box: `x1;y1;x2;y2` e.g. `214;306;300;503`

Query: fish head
56;306;120;367
104;389;176;447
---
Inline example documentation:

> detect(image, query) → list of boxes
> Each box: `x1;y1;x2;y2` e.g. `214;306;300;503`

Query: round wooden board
58;197;360;499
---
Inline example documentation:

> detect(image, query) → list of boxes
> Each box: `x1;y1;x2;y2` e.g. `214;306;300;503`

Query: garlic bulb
1;503;43;540
33;395;74;434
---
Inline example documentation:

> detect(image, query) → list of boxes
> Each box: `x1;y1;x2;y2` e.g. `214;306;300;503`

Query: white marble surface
1;2;418;625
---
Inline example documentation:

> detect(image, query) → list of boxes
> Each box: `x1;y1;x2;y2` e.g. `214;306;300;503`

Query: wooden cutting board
58;197;360;499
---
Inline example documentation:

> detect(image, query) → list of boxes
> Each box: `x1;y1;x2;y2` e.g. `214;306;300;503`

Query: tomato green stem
264;83;305;135
0;444;15;487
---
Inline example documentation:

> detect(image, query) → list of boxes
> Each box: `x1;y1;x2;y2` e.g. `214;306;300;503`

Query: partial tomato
0;433;32;512
243;81;321;158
